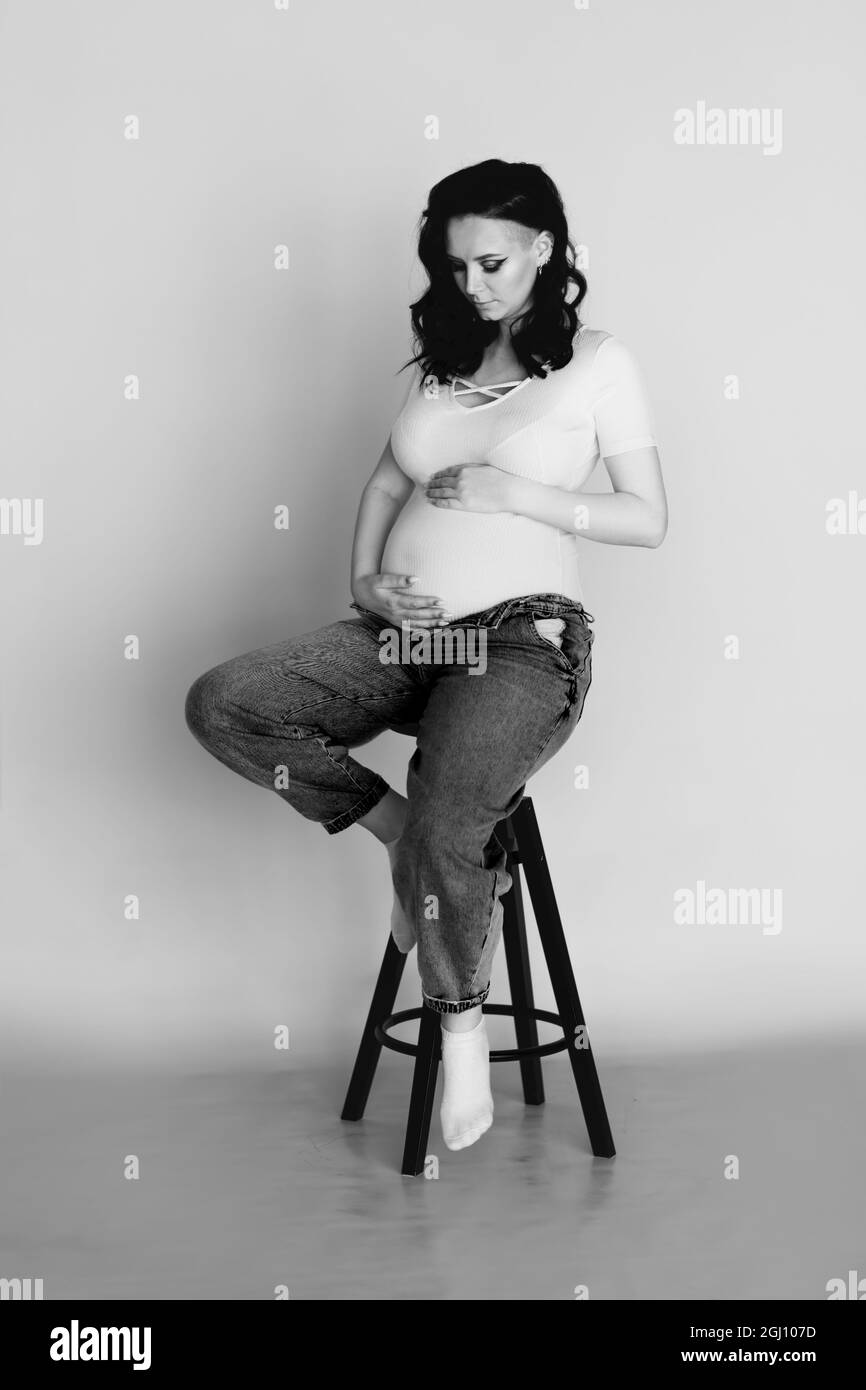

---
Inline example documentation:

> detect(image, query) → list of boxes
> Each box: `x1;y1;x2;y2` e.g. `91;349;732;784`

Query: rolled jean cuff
322;774;391;835
422;983;491;1015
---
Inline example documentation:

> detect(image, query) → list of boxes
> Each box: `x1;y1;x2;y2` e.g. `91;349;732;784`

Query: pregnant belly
380;487;577;620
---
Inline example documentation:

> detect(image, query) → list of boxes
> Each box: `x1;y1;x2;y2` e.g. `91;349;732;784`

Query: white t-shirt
382;325;658;621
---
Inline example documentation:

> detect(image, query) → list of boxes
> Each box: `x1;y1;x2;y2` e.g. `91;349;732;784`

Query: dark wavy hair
399;158;588;389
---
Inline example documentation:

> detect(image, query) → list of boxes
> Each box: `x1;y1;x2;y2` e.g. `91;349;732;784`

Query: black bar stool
340;795;615;1175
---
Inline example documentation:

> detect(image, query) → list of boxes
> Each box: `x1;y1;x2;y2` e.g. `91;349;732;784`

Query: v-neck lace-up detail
384;327;658;621
449;373;534;410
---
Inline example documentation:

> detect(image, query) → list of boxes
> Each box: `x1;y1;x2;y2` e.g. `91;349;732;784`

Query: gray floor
2;1035;863;1300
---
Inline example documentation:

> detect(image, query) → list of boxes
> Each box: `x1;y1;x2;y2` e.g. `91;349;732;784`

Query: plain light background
1;0;863;1074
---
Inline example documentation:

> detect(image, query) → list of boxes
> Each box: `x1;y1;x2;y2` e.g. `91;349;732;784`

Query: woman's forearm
509;475;666;547
350;483;409;597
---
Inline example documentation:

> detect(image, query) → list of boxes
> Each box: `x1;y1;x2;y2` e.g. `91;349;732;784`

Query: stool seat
340;796;615;1174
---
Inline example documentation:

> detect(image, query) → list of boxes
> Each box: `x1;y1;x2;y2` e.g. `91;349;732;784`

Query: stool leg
401;1003;441;1176
512;798;616;1158
501;855;545;1106
341;934;407;1122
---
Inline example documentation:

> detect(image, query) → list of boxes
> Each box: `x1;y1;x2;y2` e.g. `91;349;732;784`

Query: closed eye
449;261;504;273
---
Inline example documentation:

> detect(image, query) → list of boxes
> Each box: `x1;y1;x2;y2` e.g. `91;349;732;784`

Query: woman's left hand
425;463;516;514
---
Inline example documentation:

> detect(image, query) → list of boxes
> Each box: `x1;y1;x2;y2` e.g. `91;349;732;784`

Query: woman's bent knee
184;668;229;742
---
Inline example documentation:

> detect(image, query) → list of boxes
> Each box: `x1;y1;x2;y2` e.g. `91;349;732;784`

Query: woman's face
445;215;550;326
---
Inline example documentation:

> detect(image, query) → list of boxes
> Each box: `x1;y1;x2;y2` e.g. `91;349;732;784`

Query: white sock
385;835;416;953
439;1015;494;1151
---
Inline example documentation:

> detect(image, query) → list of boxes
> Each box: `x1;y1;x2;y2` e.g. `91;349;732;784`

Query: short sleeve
591;336;657;458
389;360;422;448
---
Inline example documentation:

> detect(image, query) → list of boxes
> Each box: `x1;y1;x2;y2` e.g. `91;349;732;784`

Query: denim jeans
184;592;594;1015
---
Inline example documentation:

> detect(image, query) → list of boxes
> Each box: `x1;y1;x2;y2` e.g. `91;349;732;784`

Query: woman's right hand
353;573;452;628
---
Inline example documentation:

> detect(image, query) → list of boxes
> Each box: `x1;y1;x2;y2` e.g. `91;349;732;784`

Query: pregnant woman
184;158;667;1154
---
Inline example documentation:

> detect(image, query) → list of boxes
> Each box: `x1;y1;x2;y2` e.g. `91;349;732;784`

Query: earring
537;250;551;275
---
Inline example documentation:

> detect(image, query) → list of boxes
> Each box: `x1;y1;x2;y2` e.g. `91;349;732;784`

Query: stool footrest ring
374;1003;571;1062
